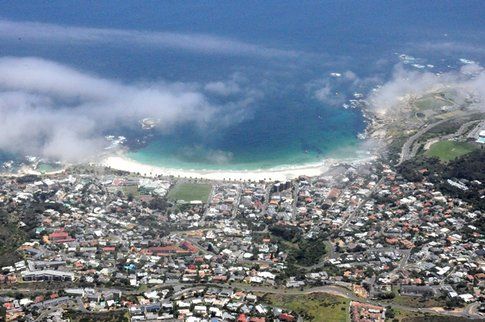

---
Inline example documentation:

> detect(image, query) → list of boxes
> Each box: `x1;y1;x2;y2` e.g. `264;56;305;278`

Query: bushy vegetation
445;149;485;182
0;214;26;267
398;149;485;210
286;236;327;267
0;177;71;266
147;197;170;211
269;224;302;242
0;204;42;266
15;174;40;184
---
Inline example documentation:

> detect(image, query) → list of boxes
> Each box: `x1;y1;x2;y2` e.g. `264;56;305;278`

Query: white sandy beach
100;155;339;181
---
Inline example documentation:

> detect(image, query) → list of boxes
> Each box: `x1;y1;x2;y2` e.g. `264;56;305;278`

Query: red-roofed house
48;229;74;243
144;245;190;256
180;241;198;253
279;313;296;321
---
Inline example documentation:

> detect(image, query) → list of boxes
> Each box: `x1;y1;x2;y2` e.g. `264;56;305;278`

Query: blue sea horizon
0;1;483;169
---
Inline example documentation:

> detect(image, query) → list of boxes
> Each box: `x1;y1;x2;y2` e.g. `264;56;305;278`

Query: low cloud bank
0;57;227;162
2;56;483;164
0;19;301;59
369;63;485;114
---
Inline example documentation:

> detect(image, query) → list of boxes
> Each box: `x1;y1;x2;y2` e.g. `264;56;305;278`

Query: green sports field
167;182;212;202
263;293;350;322
425;140;476;162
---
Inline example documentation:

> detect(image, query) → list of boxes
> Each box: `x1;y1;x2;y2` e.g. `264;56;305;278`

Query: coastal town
0;83;484;321
1;1;485;321
0;121;484;322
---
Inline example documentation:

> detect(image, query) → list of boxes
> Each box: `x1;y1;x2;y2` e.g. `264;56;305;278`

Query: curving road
3;281;482;319
398;119;448;165
398;114;484;166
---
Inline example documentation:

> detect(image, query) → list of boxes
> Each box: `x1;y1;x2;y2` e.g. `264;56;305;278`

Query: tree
385;306;395;319
0;306;6;321
445;296;464;308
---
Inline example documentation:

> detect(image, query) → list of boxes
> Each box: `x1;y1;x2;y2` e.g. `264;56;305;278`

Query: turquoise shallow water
127;134;364;170
128;94;367;170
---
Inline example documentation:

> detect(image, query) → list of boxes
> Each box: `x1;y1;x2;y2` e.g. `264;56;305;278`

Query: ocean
0;1;484;169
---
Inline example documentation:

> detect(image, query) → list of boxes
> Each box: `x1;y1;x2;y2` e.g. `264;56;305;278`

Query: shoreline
0;106;381;181
99;107;380;182
99;154;376;182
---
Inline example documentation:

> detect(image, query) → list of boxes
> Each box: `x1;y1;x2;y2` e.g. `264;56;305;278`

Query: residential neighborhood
0;155;483;321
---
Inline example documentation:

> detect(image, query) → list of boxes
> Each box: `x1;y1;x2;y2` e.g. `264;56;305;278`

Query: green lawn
393;308;421;321
264;293;350;322
414;91;455;111
122;185;139;198
384;294;447;309
425;140;476;162
167;182;212;202
400;315;472;322
392;308;440;322
64;310;130;322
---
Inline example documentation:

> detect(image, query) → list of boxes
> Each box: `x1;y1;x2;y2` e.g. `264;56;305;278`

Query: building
477;130;485;144
400;285;435;297
21;270;74;282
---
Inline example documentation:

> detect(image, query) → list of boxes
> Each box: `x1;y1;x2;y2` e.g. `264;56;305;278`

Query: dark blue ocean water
0;1;484;169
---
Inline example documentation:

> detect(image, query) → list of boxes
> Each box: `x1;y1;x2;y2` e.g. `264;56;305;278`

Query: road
171;283;482;319
293;175;387;271
421;119;482;152
398;119;448;165
397;249;411;271
4;280;482;319
442;119;481;140
463;302;482;319
340;176;385;230
398;114;483;165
